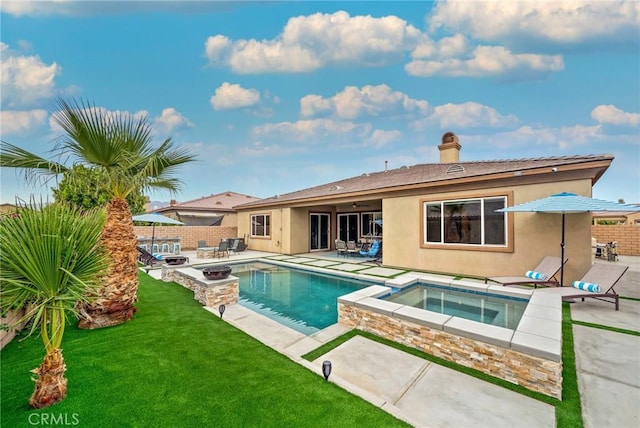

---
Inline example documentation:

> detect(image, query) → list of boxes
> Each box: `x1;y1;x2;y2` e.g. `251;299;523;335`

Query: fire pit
164;256;188;266
202;265;232;281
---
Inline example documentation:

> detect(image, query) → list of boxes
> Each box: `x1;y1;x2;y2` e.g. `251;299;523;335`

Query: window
424;197;506;246
361;212;382;237
251;214;270;238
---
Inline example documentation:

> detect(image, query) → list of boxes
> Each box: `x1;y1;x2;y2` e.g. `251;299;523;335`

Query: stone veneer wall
164;266;238;308
339;304;562;399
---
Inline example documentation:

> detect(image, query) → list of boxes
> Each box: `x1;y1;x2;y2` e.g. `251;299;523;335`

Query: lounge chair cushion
572;281;601;293
525;270;547;280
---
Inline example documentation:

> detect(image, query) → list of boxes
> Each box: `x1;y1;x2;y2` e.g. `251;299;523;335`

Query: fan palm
0;98;196;328
0;202;109;408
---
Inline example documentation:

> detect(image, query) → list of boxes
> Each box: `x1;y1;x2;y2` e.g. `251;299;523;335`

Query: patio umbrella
497;192;640;285
132;213;184;253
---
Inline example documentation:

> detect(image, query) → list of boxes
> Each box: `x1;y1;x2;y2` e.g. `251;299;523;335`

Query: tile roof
237;154;613;208
156;191;261;212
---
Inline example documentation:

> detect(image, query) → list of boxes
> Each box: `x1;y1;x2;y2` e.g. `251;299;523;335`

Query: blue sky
1;1;639;206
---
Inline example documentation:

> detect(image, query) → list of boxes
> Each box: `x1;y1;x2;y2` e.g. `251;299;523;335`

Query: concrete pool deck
145;252;640;427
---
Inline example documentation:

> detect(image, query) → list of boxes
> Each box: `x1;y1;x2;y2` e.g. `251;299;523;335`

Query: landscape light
219;304;226;319
322;360;332;381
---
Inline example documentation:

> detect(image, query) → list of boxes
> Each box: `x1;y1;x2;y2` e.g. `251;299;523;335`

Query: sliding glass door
337;213;359;242
310;213;330;251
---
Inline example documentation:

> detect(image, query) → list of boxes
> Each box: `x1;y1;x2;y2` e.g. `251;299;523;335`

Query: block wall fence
133;225;238;250
592;225;640;256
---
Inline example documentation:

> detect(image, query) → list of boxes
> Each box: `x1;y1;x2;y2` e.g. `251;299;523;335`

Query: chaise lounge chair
137;246;188;272
485;256;567;288
562;263;628;310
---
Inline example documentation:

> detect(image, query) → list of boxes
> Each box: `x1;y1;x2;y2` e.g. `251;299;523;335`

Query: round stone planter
202;265;232;281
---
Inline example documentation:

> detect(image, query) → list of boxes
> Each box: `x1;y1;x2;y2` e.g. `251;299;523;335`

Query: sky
1;0;639;206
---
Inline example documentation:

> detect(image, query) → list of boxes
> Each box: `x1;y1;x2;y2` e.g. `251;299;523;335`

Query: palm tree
0;98;196;329
0;202;109;408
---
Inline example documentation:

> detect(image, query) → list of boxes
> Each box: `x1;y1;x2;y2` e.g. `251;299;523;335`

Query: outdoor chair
197;240;208;248
562;263;628;310
359;240;380;258
335;239;347;257
227;238;241;254
137;246;165;271
235;240;247;252
214;240;229;258
485;256;567;288
346;241;358;257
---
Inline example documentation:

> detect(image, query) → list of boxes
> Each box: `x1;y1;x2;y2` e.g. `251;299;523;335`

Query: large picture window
424;197;507;246
251;214;270;238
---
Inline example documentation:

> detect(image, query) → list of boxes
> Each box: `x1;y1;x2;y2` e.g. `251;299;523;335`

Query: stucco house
234;133;613;285
153;191;260;227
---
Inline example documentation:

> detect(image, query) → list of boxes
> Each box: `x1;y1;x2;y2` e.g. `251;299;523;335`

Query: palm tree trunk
29;349;67;408
78;198;139;329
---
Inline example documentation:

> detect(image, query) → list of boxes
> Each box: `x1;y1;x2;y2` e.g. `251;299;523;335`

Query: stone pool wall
338;286;562;399
163;266;239;308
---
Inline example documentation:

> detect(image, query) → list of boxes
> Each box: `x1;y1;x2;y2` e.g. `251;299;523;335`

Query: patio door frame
309;212;331;252
337;213;359;242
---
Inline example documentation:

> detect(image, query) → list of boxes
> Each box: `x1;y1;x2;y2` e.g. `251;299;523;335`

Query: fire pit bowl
202;265;232;280
165;256;188;266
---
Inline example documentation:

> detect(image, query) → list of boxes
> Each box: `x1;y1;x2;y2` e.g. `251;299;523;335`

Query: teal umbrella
132;213;184;253
497;192;640;285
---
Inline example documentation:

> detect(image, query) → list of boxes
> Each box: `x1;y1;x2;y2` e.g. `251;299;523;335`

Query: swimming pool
230;262;375;335
383;283;527;329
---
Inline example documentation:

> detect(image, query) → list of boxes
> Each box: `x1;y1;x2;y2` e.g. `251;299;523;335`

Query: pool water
231;262;373;335
384;284;527;329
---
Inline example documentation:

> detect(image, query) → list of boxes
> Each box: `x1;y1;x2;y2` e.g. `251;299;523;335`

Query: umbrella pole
560;213;565;286
151;223;156;255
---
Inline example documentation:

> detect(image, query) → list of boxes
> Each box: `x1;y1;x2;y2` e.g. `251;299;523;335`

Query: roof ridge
410;153;612;168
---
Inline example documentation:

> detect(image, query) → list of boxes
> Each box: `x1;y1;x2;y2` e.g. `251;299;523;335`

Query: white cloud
1;42;60;108
463;124;604;150
153;108;194;134
366;129;403;148
0;109;48;135
411;34;468;59
406;45;563;78
252;119;372;143
412;102;519;130
591;105;640;127
1;1;234;17
209;82;260;110
428;0;639;47
300;84;429;120
204;11;422;73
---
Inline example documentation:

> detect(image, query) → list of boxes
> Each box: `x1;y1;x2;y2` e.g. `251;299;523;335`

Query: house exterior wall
238;206;340;254
383;179;594;285
219;212;238;227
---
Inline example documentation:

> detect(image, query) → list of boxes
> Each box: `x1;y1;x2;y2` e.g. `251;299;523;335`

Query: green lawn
1;273;408;428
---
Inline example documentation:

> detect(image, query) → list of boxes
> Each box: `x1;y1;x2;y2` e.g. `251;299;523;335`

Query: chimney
170;199;177;206
438;132;461;163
